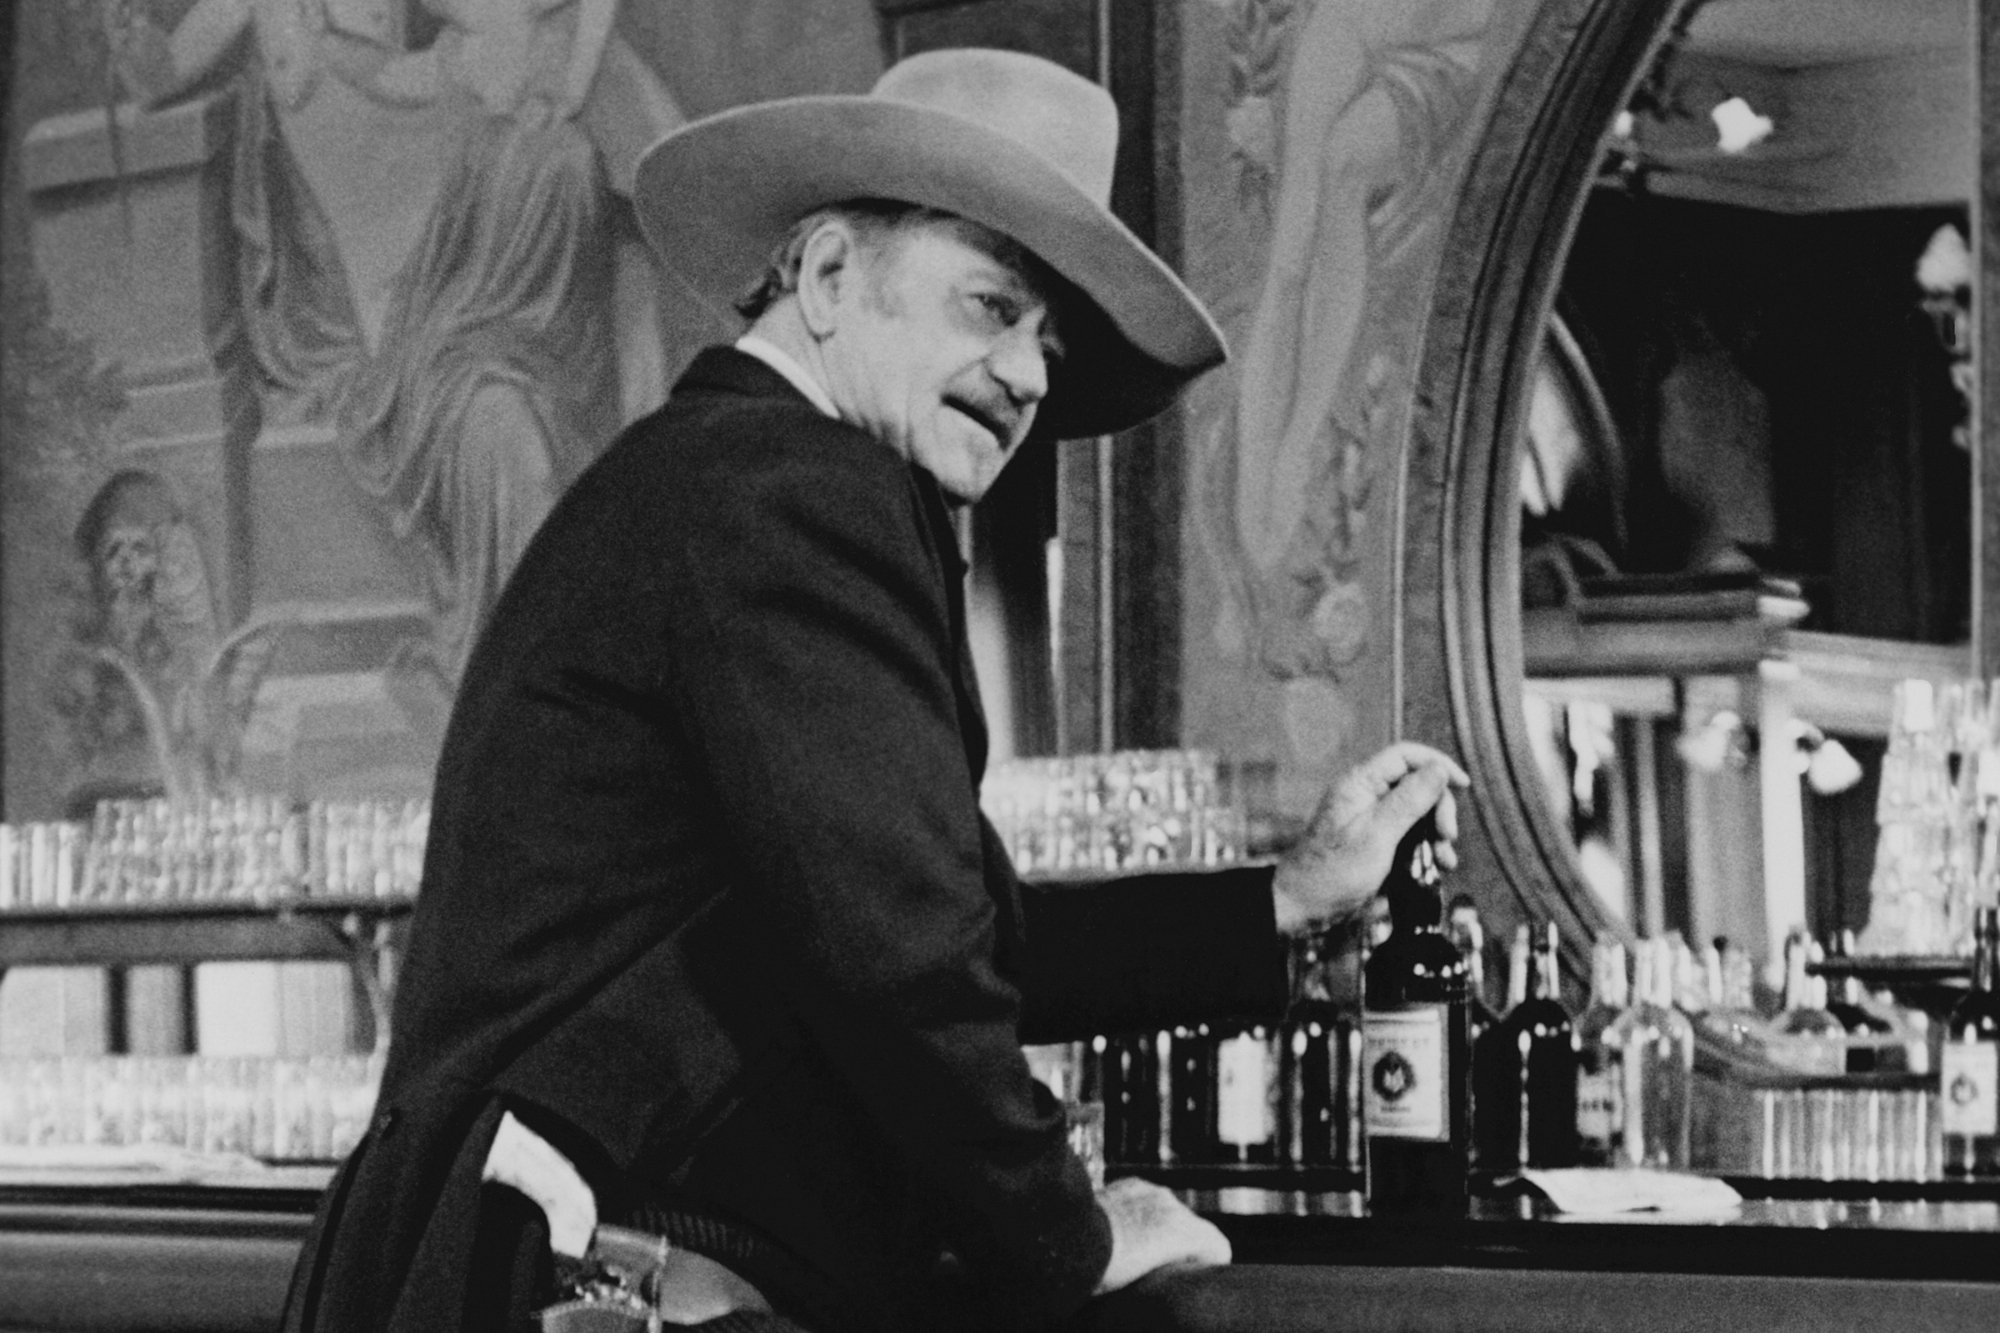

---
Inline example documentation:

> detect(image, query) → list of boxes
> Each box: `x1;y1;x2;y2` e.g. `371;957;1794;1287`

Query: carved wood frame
1401;0;1698;967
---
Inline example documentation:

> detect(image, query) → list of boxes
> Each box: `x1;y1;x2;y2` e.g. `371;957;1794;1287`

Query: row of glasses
0;1053;381;1162
0;797;430;912
301;798;429;901
78;796;301;907
0;822;82;911
1750;1085;1940;1183
981;749;1248;876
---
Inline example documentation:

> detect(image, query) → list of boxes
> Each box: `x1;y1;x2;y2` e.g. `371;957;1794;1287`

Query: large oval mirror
1411;0;1979;979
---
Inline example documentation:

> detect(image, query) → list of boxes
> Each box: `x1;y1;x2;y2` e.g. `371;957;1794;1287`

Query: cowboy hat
632;48;1226;440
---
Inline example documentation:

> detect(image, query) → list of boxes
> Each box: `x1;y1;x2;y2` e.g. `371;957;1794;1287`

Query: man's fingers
1433;785;1460;843
1360;742;1470;792
1380;761;1453;827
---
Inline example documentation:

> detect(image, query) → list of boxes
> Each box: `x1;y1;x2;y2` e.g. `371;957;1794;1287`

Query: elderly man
280;48;1464;1333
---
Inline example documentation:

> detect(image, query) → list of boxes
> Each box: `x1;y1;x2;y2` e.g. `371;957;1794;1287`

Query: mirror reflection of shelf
1522;598;1972;974
1523;610;1971;739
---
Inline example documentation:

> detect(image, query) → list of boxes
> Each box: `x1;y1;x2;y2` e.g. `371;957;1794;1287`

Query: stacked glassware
979;749;1249;876
1857;678;1999;957
0;797;430;911
0;1053;381;1162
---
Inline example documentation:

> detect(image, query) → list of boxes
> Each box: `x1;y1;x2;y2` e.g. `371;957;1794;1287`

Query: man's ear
795;220;859;341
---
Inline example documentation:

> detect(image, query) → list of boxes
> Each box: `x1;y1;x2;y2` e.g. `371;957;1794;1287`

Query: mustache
948;393;1025;442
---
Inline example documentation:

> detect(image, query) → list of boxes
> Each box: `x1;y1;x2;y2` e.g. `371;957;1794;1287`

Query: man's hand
1092;1177;1232;1296
1270;742;1470;934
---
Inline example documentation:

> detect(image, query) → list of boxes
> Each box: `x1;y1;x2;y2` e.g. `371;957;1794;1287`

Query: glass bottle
1471;923;1531;1171
1609;938;1693;1170
1516;920;1579;1168
1476;920;1578;1173
1279;929;1352;1168
1774;931;1847;1075
1213;1016;1279;1165
1090;1030;1160;1166
1574;936;1629;1167
1698;941;1765;1054
1363;812;1470;1213
1823;931;1893;1073
1165;1022;1216;1165
1942;905;2000;1176
1448;894;1499;1039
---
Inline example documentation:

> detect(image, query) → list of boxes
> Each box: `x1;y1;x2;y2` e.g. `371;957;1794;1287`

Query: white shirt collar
734;334;840;420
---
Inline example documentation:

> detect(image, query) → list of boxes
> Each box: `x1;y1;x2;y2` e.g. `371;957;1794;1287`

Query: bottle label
1216;1030;1274;1147
1576;1066;1621;1147
1941;1042;1999;1138
1362;1004;1448;1142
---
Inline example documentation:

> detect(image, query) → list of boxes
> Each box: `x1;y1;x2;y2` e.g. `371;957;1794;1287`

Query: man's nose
989;325;1050;407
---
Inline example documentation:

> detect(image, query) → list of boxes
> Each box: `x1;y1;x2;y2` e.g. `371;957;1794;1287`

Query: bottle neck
1531;923;1562;1002
1973;908;2000;994
1782;937;1812;1011
1383;812;1443;932
1591;940;1629;1009
1387;879;1443;931
1506;926;1530;1008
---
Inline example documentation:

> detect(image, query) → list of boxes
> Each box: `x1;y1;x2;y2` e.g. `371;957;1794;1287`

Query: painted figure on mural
112;0;673;683
53;470;287;806
1204;0;1490;693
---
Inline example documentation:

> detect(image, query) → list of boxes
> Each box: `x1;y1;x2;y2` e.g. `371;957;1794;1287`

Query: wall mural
1182;0;1496;807
2;0;884;822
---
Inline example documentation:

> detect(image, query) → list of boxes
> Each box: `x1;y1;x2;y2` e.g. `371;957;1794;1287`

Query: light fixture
1709;96;1773;155
1674;711;1864;796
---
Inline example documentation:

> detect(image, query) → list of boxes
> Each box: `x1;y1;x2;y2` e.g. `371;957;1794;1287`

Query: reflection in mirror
1514;0;1974;978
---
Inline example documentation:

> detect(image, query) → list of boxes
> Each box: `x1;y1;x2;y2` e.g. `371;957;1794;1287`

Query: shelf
1522;611;1971;738
0;898;413;971
1810;953;1971;1013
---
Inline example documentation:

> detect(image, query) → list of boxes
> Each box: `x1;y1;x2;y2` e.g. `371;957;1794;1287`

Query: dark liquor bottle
1448;894;1499;1039
1515;920;1579;1168
1474;921;1578;1171
1363;811;1470;1214
1090;1031;1160;1166
1166;1022;1216;1165
1942;906;2000;1177
1471;923;1530;1171
1279;929;1349;1167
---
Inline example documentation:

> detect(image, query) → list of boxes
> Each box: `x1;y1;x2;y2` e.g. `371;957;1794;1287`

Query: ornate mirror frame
1401;0;1697;965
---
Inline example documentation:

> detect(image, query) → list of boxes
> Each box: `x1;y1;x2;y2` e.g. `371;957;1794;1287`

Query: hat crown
870;49;1118;208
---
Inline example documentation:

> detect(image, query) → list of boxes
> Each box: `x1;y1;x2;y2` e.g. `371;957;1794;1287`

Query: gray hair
734;200;948;320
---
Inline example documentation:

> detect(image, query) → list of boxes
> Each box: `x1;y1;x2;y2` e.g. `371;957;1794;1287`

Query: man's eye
972;292;1018;326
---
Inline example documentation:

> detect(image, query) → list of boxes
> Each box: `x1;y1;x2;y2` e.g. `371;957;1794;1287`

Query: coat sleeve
664;427;1109;1316
1010;854;1290;1045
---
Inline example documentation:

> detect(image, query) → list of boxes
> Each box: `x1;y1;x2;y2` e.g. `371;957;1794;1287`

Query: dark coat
280;348;1285;1333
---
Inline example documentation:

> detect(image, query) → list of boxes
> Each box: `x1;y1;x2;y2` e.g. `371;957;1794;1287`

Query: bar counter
1;1170;1996;1332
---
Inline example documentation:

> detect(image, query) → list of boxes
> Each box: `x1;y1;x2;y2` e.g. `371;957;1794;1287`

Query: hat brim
633;97;1227;440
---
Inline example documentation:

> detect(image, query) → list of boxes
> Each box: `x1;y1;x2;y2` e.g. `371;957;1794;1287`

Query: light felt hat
632;48;1227;440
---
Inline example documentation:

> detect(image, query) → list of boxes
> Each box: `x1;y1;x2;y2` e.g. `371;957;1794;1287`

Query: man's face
820;217;1066;504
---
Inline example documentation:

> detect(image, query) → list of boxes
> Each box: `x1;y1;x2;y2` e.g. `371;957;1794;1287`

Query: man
281;48;1465;1333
